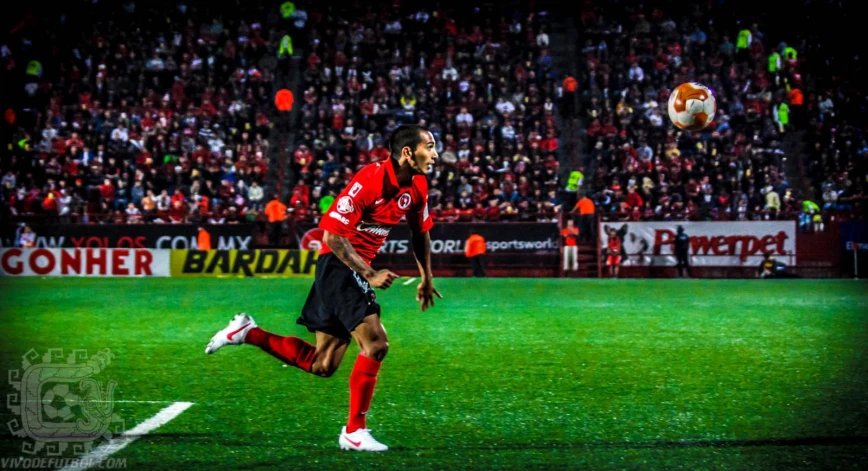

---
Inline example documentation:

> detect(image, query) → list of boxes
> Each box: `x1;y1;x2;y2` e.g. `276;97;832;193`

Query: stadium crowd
1;1;282;225
575;0;865;225
286;3;563;223
1;1;566;226
1;0;863;230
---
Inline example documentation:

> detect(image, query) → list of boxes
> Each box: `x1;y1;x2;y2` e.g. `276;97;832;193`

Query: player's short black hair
389;124;429;156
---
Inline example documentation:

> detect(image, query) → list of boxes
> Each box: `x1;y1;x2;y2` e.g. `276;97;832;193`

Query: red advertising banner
0;249;171;277
599;221;797;267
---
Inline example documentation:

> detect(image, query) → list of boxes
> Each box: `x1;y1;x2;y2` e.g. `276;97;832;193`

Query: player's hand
416;280;443;313
367;269;400;289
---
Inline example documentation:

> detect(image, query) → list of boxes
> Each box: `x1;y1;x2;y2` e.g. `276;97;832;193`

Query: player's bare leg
339;314;389;452
351;314;389;361
310;331;350;377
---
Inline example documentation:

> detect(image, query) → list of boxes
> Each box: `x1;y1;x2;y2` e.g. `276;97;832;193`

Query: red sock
346;354;381;433
245;327;316;372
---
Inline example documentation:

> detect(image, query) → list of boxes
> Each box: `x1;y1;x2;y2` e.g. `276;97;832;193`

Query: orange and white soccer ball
667;82;716;131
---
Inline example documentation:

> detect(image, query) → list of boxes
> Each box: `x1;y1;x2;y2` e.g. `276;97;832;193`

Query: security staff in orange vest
573;192;596;243
197;226;212;251
788;86;804;126
265;193;288;247
562;75;578;118
465;229;487;277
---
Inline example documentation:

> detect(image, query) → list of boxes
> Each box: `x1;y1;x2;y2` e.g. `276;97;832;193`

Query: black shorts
297;253;381;341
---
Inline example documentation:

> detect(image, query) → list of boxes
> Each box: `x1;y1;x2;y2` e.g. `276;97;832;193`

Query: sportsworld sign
294;222;559;255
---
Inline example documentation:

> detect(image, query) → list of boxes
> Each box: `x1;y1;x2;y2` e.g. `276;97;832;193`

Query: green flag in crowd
566;170;584;191
319;195;335;215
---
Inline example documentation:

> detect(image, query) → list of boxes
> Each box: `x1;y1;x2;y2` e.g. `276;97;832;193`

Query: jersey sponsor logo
356;221;392;237
374;198;385;205
336;196;355;214
329;211;350;225
348;182;363;197
398;193;412;210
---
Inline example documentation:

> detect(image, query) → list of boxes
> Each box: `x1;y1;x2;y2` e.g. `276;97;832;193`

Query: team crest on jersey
398;193;412;210
337;196;355;214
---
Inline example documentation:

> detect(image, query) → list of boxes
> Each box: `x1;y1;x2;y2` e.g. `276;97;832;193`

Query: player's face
409;131;438;175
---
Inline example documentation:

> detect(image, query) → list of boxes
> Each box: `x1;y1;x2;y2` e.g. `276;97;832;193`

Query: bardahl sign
0;224;255;250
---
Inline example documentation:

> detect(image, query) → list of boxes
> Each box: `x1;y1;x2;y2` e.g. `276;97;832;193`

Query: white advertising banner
599;221;797;267
0;248;171;277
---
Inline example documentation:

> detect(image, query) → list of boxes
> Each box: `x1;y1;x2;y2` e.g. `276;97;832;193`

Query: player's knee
311;360;339;378
364;340;389;361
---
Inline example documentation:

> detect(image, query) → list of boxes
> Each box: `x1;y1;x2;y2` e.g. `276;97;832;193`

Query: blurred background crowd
0;0;864;231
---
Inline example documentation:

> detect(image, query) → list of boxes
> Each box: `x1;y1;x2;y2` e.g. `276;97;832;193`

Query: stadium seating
2;1;862;228
2;1;279;225
573;0;864;224
288;4;562;223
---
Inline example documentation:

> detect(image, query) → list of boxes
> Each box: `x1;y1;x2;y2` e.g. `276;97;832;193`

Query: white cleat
205;313;257;354
339;426;388;452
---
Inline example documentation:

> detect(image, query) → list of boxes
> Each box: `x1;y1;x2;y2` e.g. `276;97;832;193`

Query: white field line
57;401;194;471
23;400;179;404
402;277;417;286
112;400;178;404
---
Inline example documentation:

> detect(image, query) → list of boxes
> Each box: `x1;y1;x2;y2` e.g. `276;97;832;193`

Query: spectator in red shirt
99;179;115;204
290;182;310;207
624;186;644;209
485;199;501;221
369;143;390;163
171;189;186;207
169;200;187;223
294;145;314;167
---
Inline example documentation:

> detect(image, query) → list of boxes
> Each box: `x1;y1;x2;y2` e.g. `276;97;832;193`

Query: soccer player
205;124;442;452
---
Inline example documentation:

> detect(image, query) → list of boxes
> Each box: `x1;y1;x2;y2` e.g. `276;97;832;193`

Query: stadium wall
0;221;855;278
0;248;317;278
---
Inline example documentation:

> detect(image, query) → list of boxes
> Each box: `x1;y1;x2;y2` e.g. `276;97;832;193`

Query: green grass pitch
1;277;867;470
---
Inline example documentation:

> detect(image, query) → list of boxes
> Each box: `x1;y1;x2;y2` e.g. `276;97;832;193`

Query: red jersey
607;236;622;255
561;227;579;246
319;158;433;264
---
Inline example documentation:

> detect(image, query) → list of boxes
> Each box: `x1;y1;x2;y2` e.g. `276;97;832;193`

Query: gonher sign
0;249;170;276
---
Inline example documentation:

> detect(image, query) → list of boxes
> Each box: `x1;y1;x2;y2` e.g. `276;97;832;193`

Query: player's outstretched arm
323;230;399;289
410;230;442;312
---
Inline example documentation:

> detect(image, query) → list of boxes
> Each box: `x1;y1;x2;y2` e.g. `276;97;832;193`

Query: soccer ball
667;82;716;131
